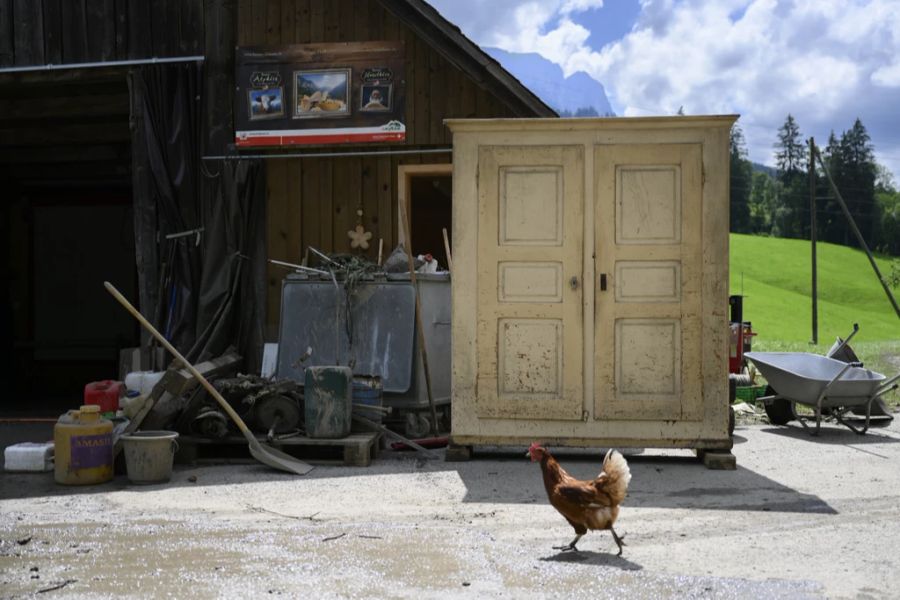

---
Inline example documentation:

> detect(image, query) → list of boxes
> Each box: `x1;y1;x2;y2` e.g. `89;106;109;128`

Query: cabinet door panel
476;146;584;420
594;144;703;421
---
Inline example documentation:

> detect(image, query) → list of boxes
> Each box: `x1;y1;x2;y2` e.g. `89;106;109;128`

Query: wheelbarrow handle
827;323;860;359
816;361;859;405
875;372;900;397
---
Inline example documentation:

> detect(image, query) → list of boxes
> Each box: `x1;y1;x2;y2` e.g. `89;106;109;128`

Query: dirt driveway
2;418;899;599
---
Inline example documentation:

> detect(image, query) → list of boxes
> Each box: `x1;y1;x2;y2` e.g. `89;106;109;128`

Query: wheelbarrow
745;325;899;435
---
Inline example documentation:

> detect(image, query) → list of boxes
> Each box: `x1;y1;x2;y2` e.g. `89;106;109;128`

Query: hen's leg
610;528;627;556
553;533;583;552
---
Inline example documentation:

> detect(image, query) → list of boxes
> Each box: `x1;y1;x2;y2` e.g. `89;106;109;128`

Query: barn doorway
398;164;453;269
1;68;136;415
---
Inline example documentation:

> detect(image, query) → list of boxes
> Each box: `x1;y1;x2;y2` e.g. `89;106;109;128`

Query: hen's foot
610;528;627;556
552;543;579;552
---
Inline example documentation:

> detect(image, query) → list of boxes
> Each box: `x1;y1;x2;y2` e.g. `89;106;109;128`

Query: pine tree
729;125;753;233
772;114;807;237
748;171;777;234
821;131;845;244
840;118;878;247
774;114;805;180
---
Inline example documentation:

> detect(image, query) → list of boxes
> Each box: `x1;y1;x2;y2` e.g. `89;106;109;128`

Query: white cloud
428;0;900;177
872;62;900;87
495;16;592;66
560;0;605;15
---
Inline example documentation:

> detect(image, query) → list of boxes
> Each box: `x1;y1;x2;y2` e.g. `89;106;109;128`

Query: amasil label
70;433;112;469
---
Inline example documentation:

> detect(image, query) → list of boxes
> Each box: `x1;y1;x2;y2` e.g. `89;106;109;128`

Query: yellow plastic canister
54;405;114;485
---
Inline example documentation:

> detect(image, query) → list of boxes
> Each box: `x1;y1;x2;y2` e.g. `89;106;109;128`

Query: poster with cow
235;42;406;147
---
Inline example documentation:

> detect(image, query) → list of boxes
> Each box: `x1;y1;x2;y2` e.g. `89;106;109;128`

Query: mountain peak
485;47;614;117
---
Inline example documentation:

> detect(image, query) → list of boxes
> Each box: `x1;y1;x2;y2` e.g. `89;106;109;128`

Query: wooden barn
0;0;555;413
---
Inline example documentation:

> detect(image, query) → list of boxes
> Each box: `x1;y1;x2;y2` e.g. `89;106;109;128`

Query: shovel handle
104;281;253;439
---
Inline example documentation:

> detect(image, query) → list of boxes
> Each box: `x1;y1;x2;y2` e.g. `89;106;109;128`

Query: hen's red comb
528;441;543;451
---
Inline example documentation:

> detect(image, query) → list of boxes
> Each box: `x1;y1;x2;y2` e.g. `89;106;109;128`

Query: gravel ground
2;418;900;599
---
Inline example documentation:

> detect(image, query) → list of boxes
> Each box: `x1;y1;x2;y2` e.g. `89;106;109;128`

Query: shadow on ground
1;419;838;516
540;549;643;571
760;424;899;445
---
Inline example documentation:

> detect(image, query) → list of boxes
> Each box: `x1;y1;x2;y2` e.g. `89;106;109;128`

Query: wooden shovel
104;281;314;475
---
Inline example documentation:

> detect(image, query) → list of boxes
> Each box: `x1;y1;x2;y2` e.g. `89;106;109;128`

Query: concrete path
2;419;900;599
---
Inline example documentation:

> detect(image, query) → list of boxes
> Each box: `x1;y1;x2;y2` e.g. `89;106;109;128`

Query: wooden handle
442;227;452;272
104;281;253;438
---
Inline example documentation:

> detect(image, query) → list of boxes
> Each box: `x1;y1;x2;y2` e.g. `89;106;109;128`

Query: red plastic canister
84;380;123;416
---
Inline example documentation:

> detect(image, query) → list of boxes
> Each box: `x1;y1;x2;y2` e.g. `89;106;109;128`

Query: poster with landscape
235;42;406;146
294;69;351;118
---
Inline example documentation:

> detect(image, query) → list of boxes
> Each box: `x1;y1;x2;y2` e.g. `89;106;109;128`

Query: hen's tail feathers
601;449;631;505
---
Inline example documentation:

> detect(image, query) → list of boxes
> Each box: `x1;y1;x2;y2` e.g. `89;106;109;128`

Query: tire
728;405;736;436
763;386;795;425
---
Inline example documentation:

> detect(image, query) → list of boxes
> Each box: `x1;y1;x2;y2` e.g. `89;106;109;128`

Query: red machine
729;295;756;375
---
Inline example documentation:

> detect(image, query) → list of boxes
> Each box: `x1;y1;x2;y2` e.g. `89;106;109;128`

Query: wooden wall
0;0;211;183
238;0;523;336
0;0;204;67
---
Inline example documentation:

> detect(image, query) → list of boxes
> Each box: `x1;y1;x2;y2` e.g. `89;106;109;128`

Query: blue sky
429;0;900;179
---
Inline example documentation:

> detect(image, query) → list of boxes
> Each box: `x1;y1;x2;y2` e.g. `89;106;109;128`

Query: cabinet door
594;144;703;421
475;146;584;420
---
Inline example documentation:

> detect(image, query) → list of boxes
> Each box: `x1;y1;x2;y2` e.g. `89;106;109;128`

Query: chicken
527;442;631;555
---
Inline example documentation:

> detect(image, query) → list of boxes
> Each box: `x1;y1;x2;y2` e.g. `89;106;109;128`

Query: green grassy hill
730;234;899;343
730;234;900;406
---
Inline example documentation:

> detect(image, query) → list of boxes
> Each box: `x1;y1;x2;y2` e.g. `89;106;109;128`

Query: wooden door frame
397;163;453;250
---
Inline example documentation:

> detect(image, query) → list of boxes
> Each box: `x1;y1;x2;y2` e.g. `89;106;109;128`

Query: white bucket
124;371;166;396
120;431;179;484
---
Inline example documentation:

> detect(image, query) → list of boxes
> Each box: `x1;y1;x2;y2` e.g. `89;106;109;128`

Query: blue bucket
352;375;383;426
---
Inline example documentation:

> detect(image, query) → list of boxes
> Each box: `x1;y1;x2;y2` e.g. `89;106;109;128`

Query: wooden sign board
235;41;406;147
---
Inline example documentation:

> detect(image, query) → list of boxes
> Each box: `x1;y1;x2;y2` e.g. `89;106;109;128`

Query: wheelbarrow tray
744;351;899;435
744;352;886;408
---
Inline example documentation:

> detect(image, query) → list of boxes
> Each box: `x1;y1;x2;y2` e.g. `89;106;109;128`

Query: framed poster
360;83;392;112
294;69;351;118
235;42;406;146
247;71;284;121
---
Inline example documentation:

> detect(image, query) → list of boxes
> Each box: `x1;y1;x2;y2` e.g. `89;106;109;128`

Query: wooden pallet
176;432;380;467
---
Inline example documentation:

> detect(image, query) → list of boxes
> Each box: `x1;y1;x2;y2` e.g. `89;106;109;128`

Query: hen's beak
524;450;530;459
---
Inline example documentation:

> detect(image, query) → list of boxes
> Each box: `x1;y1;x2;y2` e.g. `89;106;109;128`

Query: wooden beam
203;0;236;156
294;0;310;43
86;0;116;62
126;0;152;59
42;0;64;65
0;0;13;67
0;161;130;180
13;0;44;66
62;0;90;63
0;120;130;146
0;93;130;121
0;143;129;165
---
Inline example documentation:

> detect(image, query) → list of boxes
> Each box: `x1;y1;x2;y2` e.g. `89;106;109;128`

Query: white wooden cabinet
447;116;737;457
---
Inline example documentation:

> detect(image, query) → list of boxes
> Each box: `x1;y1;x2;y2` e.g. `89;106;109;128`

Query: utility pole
809;137;818;344
814;144;900;320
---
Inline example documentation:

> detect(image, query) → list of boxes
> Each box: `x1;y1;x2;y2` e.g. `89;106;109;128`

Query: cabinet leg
696;449;736;470
445;443;473;462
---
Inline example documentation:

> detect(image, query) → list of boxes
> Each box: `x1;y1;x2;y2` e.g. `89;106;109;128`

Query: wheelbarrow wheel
763;386;796;425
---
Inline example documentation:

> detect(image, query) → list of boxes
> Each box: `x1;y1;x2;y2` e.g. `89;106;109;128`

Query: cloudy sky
428;0;900;178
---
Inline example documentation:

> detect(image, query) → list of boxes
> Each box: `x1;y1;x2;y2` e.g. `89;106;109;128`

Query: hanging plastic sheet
130;63;266;372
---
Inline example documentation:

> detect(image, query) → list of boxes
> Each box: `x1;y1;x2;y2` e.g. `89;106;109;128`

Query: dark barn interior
1;0;552;416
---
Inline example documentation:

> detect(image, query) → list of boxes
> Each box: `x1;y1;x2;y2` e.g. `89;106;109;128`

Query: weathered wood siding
0;0;204;67
239;0;522;335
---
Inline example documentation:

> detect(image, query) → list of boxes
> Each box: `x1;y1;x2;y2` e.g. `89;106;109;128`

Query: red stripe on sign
235;131;406;147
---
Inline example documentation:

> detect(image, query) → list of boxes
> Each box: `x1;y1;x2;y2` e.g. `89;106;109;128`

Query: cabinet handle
569;276;579;290
600;273;607;291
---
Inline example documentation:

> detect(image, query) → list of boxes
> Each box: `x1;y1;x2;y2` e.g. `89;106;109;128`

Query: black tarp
189;159;267;373
130;63;266;373
130;63;203;354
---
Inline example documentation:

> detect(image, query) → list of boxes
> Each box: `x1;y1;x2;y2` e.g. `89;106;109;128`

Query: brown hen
528;442;631;555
